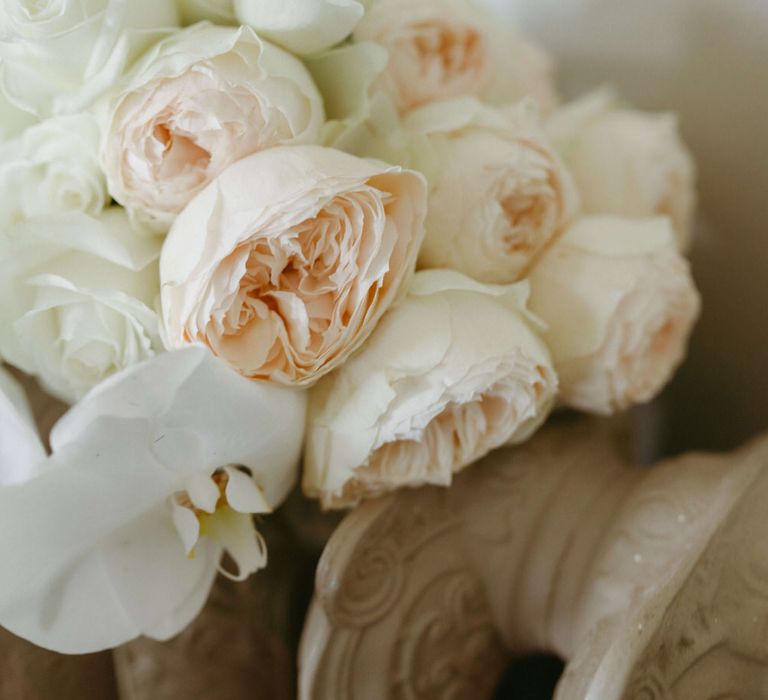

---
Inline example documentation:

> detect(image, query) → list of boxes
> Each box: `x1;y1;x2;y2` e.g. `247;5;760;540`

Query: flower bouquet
0;0;699;663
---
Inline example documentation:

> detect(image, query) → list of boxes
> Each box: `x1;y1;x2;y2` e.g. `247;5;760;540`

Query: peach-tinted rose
408;98;579;284
548;90;696;250
103;23;323;231
528;215;700;415
160;146;427;386
353;0;559;113
304;270;557;509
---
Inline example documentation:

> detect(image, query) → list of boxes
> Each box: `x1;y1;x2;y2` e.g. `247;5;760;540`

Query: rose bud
353;0;559;113
548;90;697;250
103;23;324;231
528;215;701;415
408;98;578;284
160;145;427;386
303;269;558;509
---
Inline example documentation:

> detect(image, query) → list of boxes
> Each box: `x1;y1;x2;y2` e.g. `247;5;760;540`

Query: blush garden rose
353;0;558;113
408;98;578;283
528;215;700;415
103;23;324;232
303;270;557;509
548;90;697;250
160;145;427;386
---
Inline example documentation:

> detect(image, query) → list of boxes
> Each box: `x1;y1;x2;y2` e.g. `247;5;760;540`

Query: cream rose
160;145;427;386
177;0;235;24
0;0;179;116
353;0;558;113
303;269;557;509
103;23;324;232
408;99;578;284
0;209;163;403
528;215;700;415
0;113;106;230
548;90;697;250
234;0;366;56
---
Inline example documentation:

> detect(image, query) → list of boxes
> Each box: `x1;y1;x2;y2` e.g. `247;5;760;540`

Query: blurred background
3;1;768;698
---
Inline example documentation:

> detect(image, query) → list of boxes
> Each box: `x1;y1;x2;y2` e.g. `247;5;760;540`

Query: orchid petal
185;472;220;514
172;501;201;555
0;347;306;653
224;465;271;514
204;509;267;582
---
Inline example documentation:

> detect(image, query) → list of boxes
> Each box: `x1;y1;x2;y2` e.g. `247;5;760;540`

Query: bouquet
0;0;699;656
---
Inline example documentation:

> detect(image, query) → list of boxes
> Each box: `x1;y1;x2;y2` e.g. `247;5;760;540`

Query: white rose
353;0;559;113
0;113;107;230
0;90;36;142
0;347;306;653
177;0;235;24
160;145;427;386
0;209;163;403
0;367;46;485
303;269;557;509
0;0;179;116
547;90;697;250
528;215;700;415
103;23;324;232
408;99;579;284
234;0;366;56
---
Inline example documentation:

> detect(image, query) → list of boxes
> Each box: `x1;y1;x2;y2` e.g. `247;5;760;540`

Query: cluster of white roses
0;0;699;654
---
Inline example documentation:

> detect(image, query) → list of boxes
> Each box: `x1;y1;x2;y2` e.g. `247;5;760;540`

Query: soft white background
481;0;768;453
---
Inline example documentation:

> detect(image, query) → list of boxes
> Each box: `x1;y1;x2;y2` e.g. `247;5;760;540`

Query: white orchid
0;347;306;653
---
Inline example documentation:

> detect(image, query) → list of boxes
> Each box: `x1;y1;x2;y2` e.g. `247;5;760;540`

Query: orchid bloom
0;347;306;653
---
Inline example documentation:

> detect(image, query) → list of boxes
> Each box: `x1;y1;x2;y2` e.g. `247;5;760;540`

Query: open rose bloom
0;0;707;663
407;98;579;283
104;23;323;230
547;90;697;250
353;0;559;114
304;270;557;509
160;145;427;386
528;216;700;415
